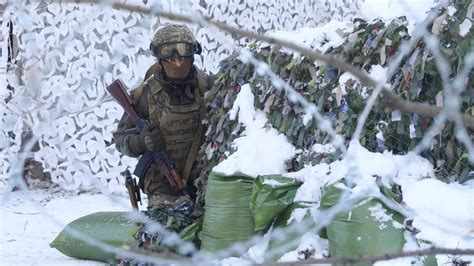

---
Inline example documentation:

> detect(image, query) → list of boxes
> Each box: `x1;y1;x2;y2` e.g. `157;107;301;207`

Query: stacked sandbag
320;183;405;260
251;175;301;231
252;175;307;261
50;212;139;263
201;172;255;254
201;172;304;259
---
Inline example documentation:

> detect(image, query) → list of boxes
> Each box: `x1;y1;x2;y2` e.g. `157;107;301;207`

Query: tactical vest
142;69;207;172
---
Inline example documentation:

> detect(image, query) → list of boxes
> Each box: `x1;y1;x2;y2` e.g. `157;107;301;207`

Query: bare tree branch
267;247;474;265
64;0;474;129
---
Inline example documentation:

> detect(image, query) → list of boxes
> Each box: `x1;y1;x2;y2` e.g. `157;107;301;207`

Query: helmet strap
195;42;202;55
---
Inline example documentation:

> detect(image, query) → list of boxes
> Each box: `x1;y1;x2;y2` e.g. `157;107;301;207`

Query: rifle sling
181;107;205;183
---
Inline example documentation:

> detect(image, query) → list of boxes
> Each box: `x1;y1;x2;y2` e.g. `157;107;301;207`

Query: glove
129;123;166;154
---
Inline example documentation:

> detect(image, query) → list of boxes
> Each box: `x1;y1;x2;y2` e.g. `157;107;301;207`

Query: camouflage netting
1;0;361;192
135;198;203;254
195;0;473;202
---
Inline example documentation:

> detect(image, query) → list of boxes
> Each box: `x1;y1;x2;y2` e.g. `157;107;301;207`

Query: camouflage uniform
113;25;212;207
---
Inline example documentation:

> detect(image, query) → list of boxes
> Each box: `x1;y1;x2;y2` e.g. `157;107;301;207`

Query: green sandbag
265;203;312;261
201;172;255;254
251;175;301;231
250;175;307;261
50;212;139;263
320;184;405;261
179;220;202;243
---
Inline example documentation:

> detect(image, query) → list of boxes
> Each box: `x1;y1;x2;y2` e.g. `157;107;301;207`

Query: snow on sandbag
50;211;139;263
201;172;256;255
264;204;315;262
320;183;405;259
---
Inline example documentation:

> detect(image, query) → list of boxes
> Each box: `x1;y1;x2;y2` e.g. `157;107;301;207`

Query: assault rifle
122;169;141;209
107;79;187;194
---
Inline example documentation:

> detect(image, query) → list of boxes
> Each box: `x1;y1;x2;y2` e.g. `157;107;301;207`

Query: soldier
113;24;212;209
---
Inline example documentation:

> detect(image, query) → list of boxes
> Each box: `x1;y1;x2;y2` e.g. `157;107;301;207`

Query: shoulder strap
144;62;160;81
182;69;208;183
133;61;161;106
196;69;208;97
182;107;205;183
133;61;160;105
132;86;144;106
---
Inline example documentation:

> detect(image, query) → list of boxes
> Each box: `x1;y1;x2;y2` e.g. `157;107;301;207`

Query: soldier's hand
142;123;166;152
129;123;166;154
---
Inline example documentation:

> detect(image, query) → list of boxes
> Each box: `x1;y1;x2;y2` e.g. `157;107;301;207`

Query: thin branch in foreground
267;247;474;265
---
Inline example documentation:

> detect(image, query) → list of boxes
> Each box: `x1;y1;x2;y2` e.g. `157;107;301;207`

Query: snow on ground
2;1;473;265
0;189;131;265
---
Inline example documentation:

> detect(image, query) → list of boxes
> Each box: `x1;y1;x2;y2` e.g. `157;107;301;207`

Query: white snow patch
278;232;328;262
447;6;457;16
263;179;287;187
265;21;350;54
459;18;472;37
243;228;273;264
338;71;361;96
287;208;309;224
339;71;359;85
360;0;436;33
302;112;312;126
368;64;390;85
368;203;393;230
213;84;296;177
286;163;329;203
311;143;336;154
402;179;474;241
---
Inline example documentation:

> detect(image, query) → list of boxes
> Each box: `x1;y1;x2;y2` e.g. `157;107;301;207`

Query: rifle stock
106;80;141;126
107;79;187;194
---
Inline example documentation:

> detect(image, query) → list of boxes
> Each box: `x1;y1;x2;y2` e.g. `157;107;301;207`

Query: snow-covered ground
0;190;131;265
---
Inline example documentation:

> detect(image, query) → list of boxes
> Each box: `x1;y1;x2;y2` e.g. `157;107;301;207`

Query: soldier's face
161;56;193;79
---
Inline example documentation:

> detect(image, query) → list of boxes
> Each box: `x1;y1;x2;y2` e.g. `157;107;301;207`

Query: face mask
161;57;193;79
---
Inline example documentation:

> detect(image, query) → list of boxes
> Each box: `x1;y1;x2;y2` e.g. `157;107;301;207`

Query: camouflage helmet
150;25;202;58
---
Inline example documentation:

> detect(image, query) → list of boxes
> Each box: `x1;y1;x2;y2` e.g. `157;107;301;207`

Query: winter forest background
1;0;473;265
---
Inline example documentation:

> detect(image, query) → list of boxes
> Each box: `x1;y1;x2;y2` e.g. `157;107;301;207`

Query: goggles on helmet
154;42;199;59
